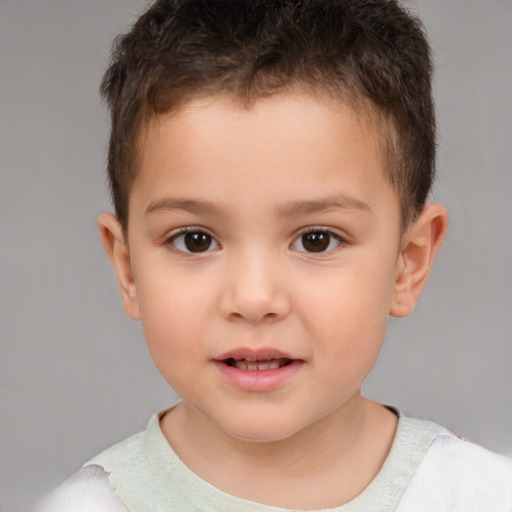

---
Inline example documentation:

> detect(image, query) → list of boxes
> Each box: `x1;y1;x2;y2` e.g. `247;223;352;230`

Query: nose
219;249;291;324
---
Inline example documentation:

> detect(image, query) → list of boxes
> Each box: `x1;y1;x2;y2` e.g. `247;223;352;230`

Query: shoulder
418;433;512;492
397;432;512;511
34;465;128;512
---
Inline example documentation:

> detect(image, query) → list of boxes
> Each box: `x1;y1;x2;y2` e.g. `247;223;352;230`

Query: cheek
134;272;211;375
313;300;387;397
304;263;393;333
300;260;394;371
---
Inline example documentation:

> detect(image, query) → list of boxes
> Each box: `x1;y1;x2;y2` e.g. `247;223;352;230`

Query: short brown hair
101;0;435;229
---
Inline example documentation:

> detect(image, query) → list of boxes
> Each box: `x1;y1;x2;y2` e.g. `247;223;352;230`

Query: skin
99;92;447;509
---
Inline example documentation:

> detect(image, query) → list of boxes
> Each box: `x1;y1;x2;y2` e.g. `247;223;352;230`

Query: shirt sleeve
35;465;129;512
396;433;512;512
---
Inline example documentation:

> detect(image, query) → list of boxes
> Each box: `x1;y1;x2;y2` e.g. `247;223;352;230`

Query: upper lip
214;348;299;362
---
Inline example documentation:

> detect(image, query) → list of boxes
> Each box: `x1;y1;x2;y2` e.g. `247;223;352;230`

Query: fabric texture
398;433;512;510
34;464;129;512
36;410;512;512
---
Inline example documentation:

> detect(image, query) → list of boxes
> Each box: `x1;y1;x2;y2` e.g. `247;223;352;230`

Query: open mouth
223;357;293;371
214;351;302;391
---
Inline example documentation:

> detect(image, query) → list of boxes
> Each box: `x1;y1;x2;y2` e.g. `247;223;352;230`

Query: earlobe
390;204;448;318
97;213;141;320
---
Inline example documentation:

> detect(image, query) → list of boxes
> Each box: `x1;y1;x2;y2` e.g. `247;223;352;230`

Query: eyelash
165;226;346;255
165;227;220;254
291;227;346;254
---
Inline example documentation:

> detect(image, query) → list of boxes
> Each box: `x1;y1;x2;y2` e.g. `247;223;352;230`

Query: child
37;0;512;510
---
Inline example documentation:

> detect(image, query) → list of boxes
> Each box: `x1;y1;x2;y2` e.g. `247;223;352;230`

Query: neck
160;395;397;509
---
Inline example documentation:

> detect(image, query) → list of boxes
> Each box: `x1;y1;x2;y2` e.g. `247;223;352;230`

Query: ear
97;213;141;320
390;204;448;318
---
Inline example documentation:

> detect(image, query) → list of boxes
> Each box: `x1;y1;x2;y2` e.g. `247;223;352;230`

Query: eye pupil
184;232;212;252
302;232;330;252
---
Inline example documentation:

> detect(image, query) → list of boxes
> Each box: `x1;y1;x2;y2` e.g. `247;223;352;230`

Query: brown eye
184;232;212;252
291;230;343;253
170;230;219;253
301;232;330;252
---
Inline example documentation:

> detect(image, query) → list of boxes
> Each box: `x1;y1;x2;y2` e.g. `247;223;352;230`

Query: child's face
105;93;414;442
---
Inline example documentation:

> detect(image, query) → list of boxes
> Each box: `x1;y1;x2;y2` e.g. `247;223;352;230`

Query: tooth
234;360;248;370
232;359;283;370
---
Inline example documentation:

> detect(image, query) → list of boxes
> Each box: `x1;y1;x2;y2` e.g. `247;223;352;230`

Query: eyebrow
274;194;374;218
145;194;373;218
145;197;229;217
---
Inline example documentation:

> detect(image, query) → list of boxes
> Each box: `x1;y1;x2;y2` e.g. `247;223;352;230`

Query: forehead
130;92;398;222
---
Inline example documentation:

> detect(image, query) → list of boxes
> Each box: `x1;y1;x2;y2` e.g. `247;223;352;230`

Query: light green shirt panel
87;410;445;512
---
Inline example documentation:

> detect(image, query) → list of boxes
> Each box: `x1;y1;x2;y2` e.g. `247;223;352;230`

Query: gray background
1;1;511;510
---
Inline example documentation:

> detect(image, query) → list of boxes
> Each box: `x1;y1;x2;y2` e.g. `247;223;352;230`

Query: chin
216;413;309;444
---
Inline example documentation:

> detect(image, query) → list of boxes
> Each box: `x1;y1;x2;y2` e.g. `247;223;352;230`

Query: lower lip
213;360;303;392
